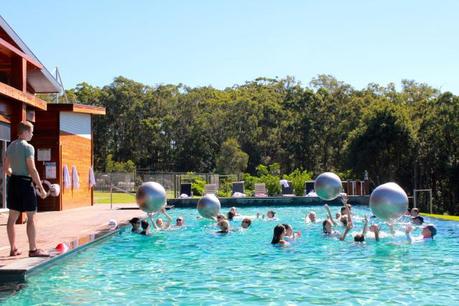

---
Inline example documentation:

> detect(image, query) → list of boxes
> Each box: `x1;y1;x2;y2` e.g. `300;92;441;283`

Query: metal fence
94;171;242;201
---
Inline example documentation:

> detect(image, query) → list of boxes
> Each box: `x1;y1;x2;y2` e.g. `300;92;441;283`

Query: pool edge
0;224;126;284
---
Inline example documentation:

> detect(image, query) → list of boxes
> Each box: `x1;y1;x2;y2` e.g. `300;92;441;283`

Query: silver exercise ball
314;172;342;201
197;194;221;219
136;182;167;213
369;182;408;221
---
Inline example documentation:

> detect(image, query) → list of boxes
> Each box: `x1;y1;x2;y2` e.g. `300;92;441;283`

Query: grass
421;213;459;221
94;191;176;204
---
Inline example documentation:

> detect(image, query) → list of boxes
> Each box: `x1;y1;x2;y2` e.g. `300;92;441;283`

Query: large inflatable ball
197;194;221;219
369;182;408;221
314;172;342;201
136;182;167;213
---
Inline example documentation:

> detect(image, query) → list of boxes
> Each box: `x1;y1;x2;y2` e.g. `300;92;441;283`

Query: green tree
345;101;416;189
216;138;249;174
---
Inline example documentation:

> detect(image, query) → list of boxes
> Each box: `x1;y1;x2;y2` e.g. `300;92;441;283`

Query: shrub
284;169;313;196
192;177;206;196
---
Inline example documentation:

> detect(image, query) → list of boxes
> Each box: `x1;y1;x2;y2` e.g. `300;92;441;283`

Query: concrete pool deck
0;204;144;282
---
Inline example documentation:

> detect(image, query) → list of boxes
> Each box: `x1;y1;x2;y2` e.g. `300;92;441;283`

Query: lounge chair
179;183;192;198
281;180;294;196
232;181;244;193
304;181;315;196
232;182;246;197
204;183;218;195
254;183;268;197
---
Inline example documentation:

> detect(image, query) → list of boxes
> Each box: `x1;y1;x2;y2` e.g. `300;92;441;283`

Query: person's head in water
140;220;150;235
218;220;230;233
18;121;34;141
227;211;236;221
216;214;226;222
176;216;184;227
411;208;420;217
267;211;276;219
130;217;141;232
271;224;286;244
322;219;333;234
354;233;365;242
282;224;293;237
156;218;164;228
422;224;437;239
412;216;424;225
308;211;317;223
241;218;251;229
230;207;238;215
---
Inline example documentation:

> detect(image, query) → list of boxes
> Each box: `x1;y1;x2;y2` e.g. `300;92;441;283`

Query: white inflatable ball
197;194;221;219
369;182;408;221
108;219;118;229
136;182;167;213
37;180;60;197
49;183;61;197
314;172;342;201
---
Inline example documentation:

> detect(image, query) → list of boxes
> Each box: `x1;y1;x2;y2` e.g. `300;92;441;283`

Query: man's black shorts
7;175;37;212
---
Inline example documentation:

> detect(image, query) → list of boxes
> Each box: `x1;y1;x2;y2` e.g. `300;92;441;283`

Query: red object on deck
55;242;69;253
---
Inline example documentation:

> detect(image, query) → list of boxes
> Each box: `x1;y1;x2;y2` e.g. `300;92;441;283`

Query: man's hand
38;186;48;199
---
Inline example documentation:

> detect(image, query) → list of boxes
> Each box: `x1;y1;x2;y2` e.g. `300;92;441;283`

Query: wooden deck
0;204;143;281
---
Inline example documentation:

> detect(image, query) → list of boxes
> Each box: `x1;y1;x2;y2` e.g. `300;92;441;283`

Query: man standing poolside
3;121;49;257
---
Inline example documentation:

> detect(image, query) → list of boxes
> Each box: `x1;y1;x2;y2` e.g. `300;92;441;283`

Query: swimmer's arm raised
324;204;337;225
405;224;413;244
340;223;351;241
362;215;368;237
161;207;172;229
345;204;353;228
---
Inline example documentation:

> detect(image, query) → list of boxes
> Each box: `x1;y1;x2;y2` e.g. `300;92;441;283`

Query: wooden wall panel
31;110;61;211
60;133;92;210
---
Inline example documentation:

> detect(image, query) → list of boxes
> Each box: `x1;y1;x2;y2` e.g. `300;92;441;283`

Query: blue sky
2;1;458;93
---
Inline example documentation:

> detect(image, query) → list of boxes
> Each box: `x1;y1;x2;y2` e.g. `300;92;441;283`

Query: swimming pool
3;206;459;305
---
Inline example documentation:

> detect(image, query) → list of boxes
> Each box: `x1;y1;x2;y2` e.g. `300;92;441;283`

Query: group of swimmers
128;202;437;246
129;207;185;235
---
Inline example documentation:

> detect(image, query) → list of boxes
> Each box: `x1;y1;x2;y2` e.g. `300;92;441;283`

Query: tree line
65;75;459;214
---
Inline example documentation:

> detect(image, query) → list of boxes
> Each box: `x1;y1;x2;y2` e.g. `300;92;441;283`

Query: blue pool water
3;206;459;305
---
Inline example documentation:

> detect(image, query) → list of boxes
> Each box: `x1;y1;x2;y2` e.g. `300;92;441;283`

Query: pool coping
0;221;127;284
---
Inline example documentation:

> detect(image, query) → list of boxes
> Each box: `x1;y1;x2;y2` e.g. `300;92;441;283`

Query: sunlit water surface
3;206;459;305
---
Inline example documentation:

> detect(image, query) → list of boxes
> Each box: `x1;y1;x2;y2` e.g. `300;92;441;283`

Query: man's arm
3;155;12;176
26;157;46;198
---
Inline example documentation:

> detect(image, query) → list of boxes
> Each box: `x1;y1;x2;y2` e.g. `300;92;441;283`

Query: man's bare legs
26;211;37;251
7;210;38;255
7;209;20;255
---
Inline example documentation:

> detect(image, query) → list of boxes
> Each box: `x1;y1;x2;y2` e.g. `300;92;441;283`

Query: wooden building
32;104;105;211
0;16;105;212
